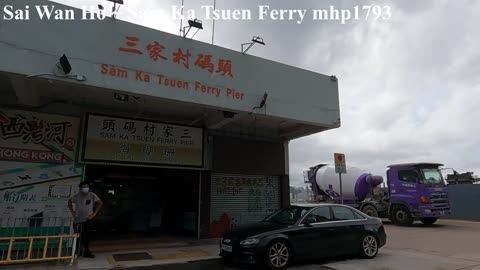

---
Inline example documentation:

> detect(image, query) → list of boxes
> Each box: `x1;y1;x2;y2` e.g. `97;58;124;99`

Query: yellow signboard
80;113;204;168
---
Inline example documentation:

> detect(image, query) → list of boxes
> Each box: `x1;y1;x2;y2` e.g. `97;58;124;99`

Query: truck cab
387;163;451;226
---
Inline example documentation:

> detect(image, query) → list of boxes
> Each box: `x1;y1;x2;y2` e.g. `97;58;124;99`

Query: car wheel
361;234;379;259
420;217;438;226
362;205;379;217
392;206;413;226
266;241;290;270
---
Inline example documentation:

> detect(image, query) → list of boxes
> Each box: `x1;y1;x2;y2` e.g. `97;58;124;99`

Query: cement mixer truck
305;163;451;226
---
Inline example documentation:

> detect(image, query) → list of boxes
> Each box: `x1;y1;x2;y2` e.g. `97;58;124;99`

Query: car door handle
350;225;362;229
328;228;336;231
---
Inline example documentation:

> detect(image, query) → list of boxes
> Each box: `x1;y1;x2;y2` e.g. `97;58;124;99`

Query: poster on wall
209;174;280;238
0;177;80;227
80;113;204;168
0;109;82;225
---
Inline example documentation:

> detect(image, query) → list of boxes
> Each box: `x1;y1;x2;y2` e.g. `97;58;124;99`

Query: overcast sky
54;0;480;186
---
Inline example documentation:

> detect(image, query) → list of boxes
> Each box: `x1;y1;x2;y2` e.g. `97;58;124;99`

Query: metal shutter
209;173;280;237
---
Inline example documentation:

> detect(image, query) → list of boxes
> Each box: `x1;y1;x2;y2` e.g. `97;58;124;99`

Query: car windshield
264;206;310;225
420;169;444;185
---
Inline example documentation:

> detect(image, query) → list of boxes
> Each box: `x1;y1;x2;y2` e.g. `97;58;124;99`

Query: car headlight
240;238;259;246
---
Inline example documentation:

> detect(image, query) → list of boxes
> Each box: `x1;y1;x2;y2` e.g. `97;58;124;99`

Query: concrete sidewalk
2;243;221;270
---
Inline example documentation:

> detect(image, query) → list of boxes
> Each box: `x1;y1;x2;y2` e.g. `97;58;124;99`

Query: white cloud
290;0;480;185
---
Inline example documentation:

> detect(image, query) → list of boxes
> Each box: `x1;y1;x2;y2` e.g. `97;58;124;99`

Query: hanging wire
212;0;216;44
179;0;185;36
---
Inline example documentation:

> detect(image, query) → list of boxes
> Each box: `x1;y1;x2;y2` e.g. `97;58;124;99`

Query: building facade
0;0;340;242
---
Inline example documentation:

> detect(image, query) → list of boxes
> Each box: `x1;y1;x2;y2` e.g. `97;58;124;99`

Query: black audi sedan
219;203;386;269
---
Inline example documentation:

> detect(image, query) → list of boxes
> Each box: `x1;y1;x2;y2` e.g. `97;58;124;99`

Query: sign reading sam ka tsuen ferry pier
0;0;340;127
80;114;204;168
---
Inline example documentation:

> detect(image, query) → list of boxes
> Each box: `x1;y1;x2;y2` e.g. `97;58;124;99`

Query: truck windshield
420;169;444;185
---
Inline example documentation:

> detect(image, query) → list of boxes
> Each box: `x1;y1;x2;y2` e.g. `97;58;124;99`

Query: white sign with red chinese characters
0;0;340;127
80;113;204;168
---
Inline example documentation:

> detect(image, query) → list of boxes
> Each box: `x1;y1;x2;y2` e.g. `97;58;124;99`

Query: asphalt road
127;219;480;270
123;259;335;270
325;219;480;270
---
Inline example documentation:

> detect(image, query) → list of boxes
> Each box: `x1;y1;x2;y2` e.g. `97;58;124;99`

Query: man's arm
93;199;103;216
87;194;103;221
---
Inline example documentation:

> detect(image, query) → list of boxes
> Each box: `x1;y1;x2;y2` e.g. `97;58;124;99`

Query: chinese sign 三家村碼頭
118;36;233;78
81;114;204;168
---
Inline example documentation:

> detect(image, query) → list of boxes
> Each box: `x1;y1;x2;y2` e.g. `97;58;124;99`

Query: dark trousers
75;221;92;255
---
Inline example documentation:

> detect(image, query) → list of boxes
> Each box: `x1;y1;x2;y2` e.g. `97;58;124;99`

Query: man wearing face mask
68;182;103;258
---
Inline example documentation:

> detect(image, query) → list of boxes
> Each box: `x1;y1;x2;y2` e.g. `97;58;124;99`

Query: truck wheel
420;217;438;226
392;206;413;226
362;205;379;217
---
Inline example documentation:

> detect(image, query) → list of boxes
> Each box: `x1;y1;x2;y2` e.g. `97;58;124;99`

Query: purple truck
306;162;451;226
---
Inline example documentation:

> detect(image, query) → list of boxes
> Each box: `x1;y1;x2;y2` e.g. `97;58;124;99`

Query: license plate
221;244;232;252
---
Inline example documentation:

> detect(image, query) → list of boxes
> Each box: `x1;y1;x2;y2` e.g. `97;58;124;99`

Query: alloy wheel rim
269;242;289;268
363;235;378;257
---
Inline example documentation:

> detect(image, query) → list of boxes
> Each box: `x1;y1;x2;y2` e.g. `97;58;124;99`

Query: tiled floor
2;240;221;270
